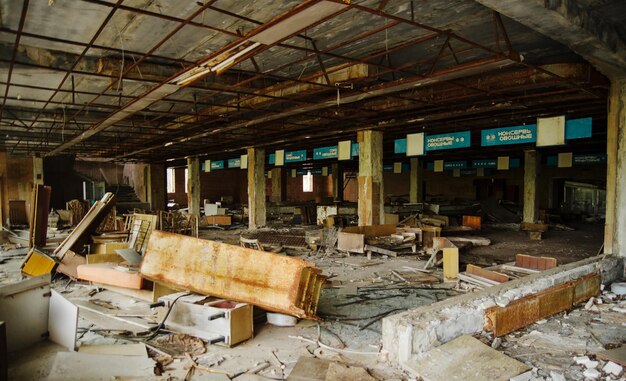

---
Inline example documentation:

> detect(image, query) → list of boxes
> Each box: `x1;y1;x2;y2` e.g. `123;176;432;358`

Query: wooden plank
485;273;600;336
466;264;509;283
140;231;325;319
48;290;78;351
205;215;232;225
404;335;529;381
77;263;145;290
54;192;116;258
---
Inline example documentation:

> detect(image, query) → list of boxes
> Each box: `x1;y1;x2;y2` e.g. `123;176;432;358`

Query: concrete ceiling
0;0;619;163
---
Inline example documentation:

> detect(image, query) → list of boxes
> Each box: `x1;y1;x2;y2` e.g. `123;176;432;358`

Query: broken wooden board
403;335;530;381
54;192;116;258
515;254;557;271
485;273;600;336
466;264;509;283
596;346;626;367
48;290;78;351
93;282;177;303
141;231;325;319
46;352;155;381
462;215;481;230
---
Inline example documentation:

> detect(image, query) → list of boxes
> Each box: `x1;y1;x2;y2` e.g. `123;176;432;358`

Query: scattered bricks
515;254;558;271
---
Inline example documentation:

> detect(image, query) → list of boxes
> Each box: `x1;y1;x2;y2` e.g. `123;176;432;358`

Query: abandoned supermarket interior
1;0;626;380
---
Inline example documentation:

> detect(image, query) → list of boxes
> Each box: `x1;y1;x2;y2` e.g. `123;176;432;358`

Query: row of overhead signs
394;117;592;155
202;117;597;173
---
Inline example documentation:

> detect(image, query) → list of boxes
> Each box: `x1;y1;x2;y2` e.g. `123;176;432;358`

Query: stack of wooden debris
458;254;558;289
337;224;422;259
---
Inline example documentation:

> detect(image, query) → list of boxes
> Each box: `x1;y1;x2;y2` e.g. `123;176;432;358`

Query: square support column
523;150;539;223
248;147;266;229
409;157;423;204
187;157;201;216
606;79;626;255
149;163;167;211
269;167;285;204
358;130;384;226
331;163;343;202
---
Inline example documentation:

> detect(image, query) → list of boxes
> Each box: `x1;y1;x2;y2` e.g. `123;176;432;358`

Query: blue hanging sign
269;153;275;165
510;158;521;168
394;138;407;154
351;143;359;157
566;117;593;140
425;131;471;151
210;160;224;170
227;158;241;168
481;124;536;146
444;160;467;170
285;150;307;163
313;146;338;160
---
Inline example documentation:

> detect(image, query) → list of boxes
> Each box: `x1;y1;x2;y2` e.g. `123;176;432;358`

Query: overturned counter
140;230;325;319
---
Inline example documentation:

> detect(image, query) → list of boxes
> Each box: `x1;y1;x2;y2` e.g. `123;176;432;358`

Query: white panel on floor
48;290;78;351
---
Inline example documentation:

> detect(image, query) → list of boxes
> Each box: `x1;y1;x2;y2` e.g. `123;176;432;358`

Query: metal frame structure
0;0;609;162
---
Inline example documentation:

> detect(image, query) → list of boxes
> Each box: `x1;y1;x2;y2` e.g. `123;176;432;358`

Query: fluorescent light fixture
169;1;349;86
249;1;350;45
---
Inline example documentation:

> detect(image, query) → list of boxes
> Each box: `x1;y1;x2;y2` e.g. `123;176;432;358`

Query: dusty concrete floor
0;221;612;380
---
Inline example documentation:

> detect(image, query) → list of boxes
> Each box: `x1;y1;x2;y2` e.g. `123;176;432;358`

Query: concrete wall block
383;255;623;367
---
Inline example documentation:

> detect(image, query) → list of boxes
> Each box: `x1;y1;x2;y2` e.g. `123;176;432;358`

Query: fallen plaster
381;254;624;366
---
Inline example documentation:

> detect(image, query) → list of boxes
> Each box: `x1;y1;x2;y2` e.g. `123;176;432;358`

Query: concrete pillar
247;147;266;229
523;150;539;223
331;163;343;202
269;167;285;204
409;157;423;203
149;163;167;211
358;130;384;226
187;157;201;216
33;156;43;185
605;79;626;255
